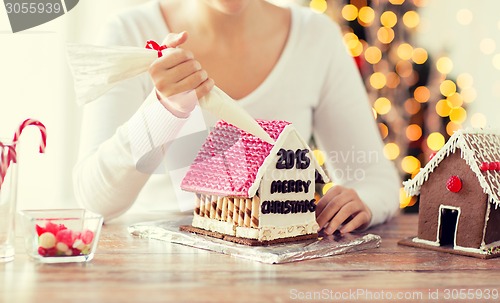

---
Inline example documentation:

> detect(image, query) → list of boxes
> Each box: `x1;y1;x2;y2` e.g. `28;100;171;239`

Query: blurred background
0;0;499;212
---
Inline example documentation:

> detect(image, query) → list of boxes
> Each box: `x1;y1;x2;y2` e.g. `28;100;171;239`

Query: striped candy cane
1;118;46;189
12;118;47;153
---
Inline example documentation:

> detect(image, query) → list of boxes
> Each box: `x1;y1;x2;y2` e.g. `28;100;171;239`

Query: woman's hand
148;31;214;117
315;185;372;235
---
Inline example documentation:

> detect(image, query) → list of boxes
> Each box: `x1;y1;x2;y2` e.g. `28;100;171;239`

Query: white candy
72;239;85;250
39;232;56;249
56;242;69;253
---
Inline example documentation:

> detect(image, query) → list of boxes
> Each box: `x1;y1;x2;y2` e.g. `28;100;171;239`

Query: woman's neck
182;0;269;45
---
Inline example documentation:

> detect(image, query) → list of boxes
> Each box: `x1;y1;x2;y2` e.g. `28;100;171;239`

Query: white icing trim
412;237;440;247
437;205;461;247
481;199;491;248
453;245;488;255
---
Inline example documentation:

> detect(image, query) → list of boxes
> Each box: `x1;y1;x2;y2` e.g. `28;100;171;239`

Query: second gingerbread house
402;129;500;258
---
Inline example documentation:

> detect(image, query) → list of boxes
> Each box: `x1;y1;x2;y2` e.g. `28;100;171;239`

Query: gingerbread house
401;129;500;258
180;119;329;245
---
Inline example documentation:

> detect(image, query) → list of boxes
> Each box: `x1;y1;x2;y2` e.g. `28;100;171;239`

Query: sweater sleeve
313;22;401;228
72;13;187;221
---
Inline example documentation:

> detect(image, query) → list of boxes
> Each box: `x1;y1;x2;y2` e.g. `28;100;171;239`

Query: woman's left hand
315;185;372;235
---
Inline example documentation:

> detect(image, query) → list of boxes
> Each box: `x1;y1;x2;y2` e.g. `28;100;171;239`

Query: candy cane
12;118;47;153
1;118;46;189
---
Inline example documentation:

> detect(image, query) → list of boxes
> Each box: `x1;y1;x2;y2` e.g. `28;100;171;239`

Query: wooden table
2;212;500;303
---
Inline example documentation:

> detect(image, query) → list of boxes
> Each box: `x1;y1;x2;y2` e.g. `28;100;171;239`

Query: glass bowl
18;209;103;263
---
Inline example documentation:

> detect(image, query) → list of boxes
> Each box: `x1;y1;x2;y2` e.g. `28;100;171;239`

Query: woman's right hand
148;31;214;117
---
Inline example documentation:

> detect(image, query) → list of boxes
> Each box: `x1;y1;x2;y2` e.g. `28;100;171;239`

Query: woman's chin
202;0;253;16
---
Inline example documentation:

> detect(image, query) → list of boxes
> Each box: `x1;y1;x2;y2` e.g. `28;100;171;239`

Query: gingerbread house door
438;205;460;247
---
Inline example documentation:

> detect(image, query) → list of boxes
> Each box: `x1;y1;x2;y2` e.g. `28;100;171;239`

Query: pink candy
36;221;94;257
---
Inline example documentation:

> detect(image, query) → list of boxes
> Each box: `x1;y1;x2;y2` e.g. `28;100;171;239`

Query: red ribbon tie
145;40;167;58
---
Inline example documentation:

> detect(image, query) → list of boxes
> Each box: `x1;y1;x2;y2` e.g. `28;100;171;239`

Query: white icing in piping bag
200;86;275;144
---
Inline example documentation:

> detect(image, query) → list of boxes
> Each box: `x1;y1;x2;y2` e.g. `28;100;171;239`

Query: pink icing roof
181;120;290;197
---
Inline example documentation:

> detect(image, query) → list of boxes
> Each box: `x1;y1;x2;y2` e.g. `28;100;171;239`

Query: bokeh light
414;86;430;103
493;54;500;70
404;98;421;115
412;47;428;64
309;0;327;14
358;6;375;25
396;60;413;77
413;0;428;8
397;43;414;60
401;156;421;174
342;4;358;21
378;123;389;139
406;124;422;141
436;57;454;74
435;99;451;117
313;149;326;166
322;182;334;195
446;122;461;136
457;73;474;89
456;8;473;25
364;46;382;64
374;97;392;115
480;38;496;55
400;188;417;208
402;11;420;28
377;27;395;44
344;32;358;43
389;0;405;4
427;132;445;151
380;11;398;28
386;72;401;88
384;143;400;160
344;32;364;57
446;93;463;108
370;72;387;89
440;80;457;97
449;107;467;124
471;113;487;128
461;87;477;103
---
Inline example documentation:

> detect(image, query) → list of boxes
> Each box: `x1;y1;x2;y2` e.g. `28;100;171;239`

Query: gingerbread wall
418;150;488;249
485;205;500;245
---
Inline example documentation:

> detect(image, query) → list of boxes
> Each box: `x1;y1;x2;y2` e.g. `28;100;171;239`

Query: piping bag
66;42;274;144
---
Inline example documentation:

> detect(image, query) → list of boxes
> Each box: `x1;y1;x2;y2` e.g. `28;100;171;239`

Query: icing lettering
276;149;310;169
261;199;316;214
270;180;312;194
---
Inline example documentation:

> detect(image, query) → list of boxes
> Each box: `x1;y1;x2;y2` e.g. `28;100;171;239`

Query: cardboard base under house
398;237;500;259
179;225;318;246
